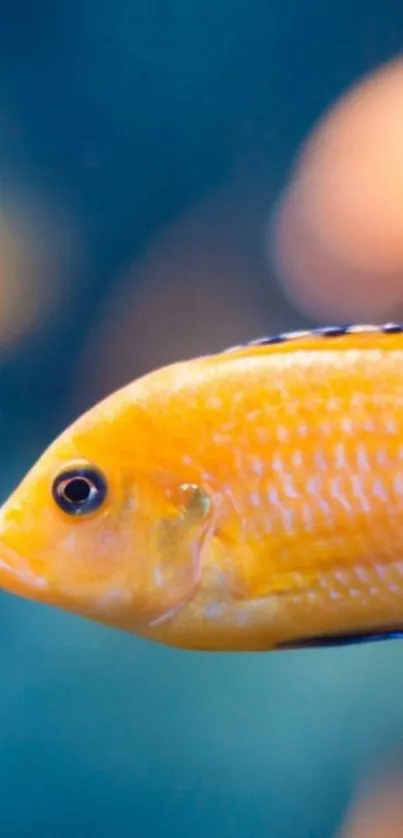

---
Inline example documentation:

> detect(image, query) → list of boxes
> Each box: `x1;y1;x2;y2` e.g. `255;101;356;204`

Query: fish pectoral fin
236;570;318;600
216;538;318;600
267;571;318;596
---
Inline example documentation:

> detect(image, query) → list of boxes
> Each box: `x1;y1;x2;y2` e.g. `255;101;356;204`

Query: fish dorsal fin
221;323;403;358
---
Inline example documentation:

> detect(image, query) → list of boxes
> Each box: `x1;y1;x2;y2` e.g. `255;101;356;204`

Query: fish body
2;323;403;650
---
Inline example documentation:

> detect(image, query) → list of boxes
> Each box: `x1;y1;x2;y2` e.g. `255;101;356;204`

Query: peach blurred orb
270;59;403;321
0;198;83;346
338;776;403;838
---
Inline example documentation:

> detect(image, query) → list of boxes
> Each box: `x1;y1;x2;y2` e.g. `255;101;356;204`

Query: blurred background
2;1;403;836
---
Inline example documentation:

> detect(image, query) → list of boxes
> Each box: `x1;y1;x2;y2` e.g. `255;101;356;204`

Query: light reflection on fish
1;324;403;651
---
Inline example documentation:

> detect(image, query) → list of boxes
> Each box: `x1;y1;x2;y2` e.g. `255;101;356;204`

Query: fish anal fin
278;630;403;650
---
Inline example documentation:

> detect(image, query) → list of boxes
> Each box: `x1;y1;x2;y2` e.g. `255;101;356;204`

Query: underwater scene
2;1;403;836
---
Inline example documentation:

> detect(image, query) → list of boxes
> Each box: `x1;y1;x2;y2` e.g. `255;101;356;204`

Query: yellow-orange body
1;324;403;650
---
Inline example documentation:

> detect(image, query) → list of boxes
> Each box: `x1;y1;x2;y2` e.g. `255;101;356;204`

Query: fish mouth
0;537;48;598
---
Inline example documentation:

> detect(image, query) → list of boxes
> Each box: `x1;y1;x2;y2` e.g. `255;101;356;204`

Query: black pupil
52;466;107;515
63;477;92;505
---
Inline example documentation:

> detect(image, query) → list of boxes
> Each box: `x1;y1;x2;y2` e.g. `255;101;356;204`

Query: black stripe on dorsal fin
226;323;403;352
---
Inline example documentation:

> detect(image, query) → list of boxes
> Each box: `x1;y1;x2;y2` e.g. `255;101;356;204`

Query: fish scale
1;325;403;649
174;338;403;647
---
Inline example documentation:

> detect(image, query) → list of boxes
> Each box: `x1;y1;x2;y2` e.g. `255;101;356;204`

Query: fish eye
52;466;108;516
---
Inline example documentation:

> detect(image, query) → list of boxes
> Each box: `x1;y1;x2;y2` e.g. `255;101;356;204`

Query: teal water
2;586;403;836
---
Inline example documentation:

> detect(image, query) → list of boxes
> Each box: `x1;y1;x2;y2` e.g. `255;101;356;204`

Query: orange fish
2;323;403;651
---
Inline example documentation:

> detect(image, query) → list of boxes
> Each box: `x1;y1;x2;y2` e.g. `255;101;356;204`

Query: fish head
0;402;214;632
